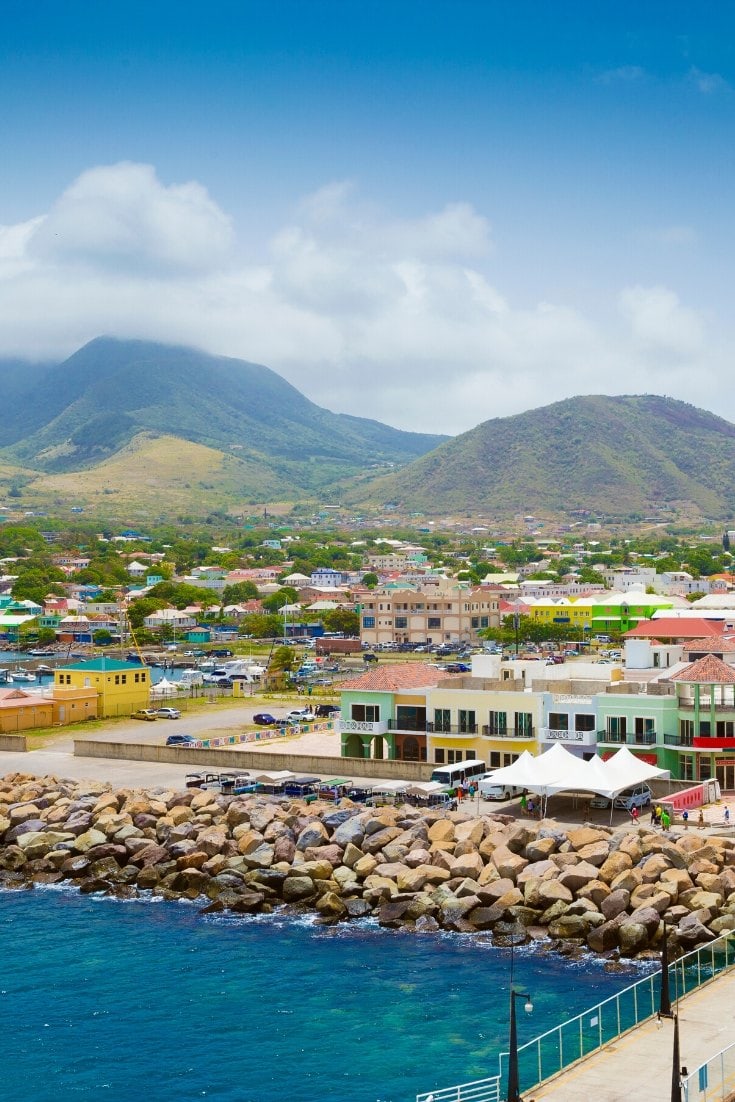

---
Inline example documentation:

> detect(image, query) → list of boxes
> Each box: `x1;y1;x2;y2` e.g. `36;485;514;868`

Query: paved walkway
532;970;735;1102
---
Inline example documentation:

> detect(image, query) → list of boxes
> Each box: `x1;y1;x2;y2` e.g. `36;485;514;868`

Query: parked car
314;703;340;717
155;707;181;719
253;713;281;726
590;784;652;811
445;662;471;673
131;709;158;721
478;774;526;801
166;733;198;746
285;708;316;723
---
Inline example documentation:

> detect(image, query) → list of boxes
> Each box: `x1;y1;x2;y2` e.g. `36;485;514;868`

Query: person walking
699;808;705;829
682;809;689;830
660;808;670;830
725;806;731;826
520;792;528;815
630;805;639;825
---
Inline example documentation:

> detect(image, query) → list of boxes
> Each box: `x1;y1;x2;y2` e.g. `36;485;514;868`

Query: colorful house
54;657;150;718
340;664;449;761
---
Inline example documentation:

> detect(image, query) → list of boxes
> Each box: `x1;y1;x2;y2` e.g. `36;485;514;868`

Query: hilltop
0;338;445;505
350;394;735;521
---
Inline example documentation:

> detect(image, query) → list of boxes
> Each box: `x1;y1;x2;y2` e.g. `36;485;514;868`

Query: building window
716;721;735;738
362;616;375;628
515;712;533;736
114;675;120;685
428;617;441;629
480;616;489;628
680;754;694;781
434;749;445;764
447;750;463;763
434;708;451;733
680;719;694;744
488;710;507;735
351;704;380;723
549;713;569;731
575;715;595;732
606;716;627;737
395;617;407;629
458;710;476;734
699;721;711;737
699;757;712;781
490;752;501;768
121;675;127;684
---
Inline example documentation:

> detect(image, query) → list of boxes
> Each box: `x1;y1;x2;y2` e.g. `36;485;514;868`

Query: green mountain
0;338;445;493
350;395;735;520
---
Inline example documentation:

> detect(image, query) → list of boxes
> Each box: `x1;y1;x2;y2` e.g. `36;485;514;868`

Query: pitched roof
671;654;735;684
61;657;146;673
625;618;725;640
685;637;735;654
340;662;457;692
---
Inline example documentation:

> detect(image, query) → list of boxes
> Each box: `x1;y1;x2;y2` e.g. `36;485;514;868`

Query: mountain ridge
349;393;735;520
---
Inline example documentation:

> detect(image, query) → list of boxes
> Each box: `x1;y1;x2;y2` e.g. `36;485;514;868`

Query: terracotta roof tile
340;662;457;692
625;618;725;640
685;637;735;654
671;654;735;684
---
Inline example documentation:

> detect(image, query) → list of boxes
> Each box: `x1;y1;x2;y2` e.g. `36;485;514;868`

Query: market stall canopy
482;744;668;801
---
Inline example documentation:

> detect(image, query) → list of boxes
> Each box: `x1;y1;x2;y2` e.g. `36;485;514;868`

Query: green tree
269;645;295;672
361;572;379;589
261;587;298;612
322;609;360;635
221;581;260;604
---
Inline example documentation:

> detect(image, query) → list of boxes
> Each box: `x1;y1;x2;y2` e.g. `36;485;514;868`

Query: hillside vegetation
350;395;735;520
0;338;444;493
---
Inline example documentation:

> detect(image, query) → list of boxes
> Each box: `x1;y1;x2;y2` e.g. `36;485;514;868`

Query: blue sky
1;1;734;432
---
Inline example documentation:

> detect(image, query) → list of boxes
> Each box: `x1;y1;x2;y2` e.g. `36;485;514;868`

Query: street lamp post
659;920;672;1019
507;988;533;1102
670;1012;683;1102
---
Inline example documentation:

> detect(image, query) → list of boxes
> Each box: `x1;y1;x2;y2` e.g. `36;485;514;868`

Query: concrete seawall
73;739;435;781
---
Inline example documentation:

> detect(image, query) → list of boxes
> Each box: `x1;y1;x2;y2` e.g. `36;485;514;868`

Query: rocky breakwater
2;773;735;958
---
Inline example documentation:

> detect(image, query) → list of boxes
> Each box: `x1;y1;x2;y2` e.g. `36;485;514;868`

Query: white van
478;774;525;801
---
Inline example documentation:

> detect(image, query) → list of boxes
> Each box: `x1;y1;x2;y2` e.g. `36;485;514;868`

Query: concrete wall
74;740;435;781
0;734;27;751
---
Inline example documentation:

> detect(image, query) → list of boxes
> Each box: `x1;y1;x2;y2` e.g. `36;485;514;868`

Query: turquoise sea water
0;888;647;1102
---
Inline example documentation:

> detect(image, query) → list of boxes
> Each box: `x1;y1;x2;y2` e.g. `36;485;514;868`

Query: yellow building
0;688;53;733
54;657;151;718
427;681;548;771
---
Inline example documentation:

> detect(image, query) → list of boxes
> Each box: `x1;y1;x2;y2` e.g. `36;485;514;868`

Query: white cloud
0;164;727;434
618;285;705;361
597;65;646;84
688;67;731;94
28;162;233;272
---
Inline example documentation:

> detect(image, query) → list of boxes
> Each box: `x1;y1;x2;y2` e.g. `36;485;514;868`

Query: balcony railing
341;718;388;735
662;732;694;746
388;718;428;733
596;730;657;745
481;725;535;739
426;722;478;735
539;727;592;744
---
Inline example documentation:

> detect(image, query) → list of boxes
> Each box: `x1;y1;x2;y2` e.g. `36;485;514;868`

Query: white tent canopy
482;744;668;802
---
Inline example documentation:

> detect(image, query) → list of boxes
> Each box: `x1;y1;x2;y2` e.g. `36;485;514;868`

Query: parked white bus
429;759;486;787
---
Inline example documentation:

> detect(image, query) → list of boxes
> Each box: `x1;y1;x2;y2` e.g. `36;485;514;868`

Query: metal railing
426;722;479;735
596;729;657;745
481;726;535;739
417;930;735;1102
684;1039;735;1101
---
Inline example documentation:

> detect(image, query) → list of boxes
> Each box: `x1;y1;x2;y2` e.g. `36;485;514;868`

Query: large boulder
558;861;601;893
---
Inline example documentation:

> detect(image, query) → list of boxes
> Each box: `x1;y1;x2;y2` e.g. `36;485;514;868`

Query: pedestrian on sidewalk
725;806;730;826
630;805;639;824
699;808;705;829
682;809;689;830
